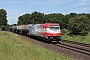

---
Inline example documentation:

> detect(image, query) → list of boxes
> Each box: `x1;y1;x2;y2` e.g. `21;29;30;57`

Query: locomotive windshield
55;27;59;30
50;26;59;30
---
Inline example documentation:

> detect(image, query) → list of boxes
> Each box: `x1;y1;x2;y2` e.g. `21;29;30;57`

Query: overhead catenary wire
60;4;90;12
46;0;78;13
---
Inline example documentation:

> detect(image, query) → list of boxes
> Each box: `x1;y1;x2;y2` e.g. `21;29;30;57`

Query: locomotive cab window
55;27;59;30
50;27;54;30
50;26;59;30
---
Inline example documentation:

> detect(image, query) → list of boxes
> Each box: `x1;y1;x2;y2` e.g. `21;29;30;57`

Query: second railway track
55;40;90;56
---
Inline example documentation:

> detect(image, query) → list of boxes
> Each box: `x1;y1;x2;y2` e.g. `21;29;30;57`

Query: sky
0;0;90;25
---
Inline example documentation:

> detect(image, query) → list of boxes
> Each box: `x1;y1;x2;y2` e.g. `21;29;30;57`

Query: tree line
18;11;90;35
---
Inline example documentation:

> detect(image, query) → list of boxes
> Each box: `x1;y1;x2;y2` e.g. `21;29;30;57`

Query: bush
61;29;70;35
68;15;90;35
80;30;88;36
1;25;7;31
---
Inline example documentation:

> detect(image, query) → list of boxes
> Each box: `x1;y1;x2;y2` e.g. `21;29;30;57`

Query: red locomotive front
43;23;61;41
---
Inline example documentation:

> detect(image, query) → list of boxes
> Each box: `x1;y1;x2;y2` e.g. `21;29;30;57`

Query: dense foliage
0;9;7;31
68;14;90;35
18;11;45;25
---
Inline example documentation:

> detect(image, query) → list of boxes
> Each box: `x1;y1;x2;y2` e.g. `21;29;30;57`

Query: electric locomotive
29;23;61;41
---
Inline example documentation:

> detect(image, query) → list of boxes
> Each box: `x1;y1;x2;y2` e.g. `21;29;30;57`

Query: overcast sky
0;0;90;24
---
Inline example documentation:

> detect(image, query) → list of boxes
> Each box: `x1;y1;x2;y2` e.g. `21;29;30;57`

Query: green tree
68;15;90;35
86;13;90;31
18;11;45;25
18;13;31;25
45;13;63;23
0;9;7;31
31;11;45;24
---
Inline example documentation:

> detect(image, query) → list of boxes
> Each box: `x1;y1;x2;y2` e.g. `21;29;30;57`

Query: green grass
0;31;76;60
61;30;90;44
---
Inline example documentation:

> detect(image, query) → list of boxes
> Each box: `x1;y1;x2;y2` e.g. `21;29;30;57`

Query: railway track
55;40;90;56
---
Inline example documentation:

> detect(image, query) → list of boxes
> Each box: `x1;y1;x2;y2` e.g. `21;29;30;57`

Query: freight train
9;23;61;42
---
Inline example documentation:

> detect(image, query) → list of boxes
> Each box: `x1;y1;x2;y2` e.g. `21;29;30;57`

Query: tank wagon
16;26;22;34
10;23;61;42
9;26;17;32
20;24;32;35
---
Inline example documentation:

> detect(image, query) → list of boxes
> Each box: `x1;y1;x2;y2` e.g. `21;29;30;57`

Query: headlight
50;37;53;39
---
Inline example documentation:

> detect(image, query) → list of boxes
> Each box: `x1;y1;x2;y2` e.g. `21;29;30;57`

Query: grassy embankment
0;31;76;60
61;29;90;44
